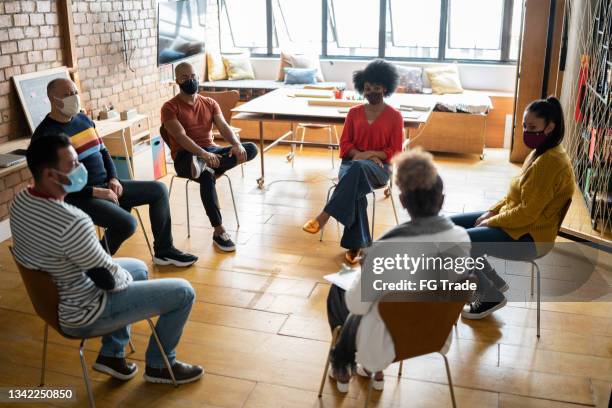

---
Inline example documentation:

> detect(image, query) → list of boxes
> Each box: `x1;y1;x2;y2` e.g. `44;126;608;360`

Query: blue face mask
57;163;88;193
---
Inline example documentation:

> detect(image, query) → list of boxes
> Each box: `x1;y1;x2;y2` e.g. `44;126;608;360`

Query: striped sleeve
62;217;133;291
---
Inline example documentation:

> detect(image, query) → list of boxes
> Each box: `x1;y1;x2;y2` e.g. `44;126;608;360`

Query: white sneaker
191;155;207;179
355;364;384;391
328;364;350;393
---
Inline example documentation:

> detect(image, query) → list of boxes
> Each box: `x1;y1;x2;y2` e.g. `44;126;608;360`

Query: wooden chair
9;247;177;408
295;123;340;168
317;286;472;407
491;198;572;338
199;90;245;177
159;125;240;238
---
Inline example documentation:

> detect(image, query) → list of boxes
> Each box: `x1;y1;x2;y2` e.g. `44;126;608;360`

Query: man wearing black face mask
161;62;258;252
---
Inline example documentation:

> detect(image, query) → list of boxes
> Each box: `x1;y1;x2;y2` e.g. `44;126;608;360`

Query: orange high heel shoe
302;219;321;234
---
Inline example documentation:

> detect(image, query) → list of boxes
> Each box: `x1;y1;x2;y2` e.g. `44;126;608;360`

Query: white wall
250;58;517;93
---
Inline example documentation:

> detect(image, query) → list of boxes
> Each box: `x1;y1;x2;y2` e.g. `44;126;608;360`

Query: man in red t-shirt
161;62;257;252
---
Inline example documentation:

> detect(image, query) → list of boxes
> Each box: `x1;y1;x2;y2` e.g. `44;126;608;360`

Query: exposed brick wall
0;0;64;144
0;0;218;224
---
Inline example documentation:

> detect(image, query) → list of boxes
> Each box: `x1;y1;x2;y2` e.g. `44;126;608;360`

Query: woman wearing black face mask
451;96;575;320
303;59;404;265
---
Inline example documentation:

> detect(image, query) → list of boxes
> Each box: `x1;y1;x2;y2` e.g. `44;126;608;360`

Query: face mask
365;91;383;105
57;94;81;117
523;130;548;149
56;163;88;193
179;78;199;95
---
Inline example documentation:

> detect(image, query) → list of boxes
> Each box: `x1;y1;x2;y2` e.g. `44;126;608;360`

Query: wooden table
232;88;434;188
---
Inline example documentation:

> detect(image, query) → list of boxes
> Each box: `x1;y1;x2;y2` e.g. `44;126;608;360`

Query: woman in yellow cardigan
452;96;575;319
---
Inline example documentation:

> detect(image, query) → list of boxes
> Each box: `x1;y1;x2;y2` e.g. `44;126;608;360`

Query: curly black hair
353;59;399;97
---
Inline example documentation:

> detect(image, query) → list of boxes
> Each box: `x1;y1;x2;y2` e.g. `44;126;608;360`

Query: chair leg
530;263;535;296
389;183;399;225
532;261;541;338
363;376;374;408
185;179;191;238
320;185;336;242
40;324;48;386
241;164;244;177
147;319;178;387
328;127;334;169
298;126;305;152
79;339;96;408
318;325;341;397
370;191;376;239
223;174;240;228
169;175;176;196
441;353;457;408
397;360;403;377
133;208;153;258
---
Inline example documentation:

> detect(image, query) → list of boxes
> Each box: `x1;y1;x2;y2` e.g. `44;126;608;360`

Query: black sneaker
144;361;204;385
153;247;198;267
461;297;507;319
92;355;138;381
213;232;236;252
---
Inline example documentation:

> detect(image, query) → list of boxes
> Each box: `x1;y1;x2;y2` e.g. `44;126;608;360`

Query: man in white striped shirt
11;134;203;384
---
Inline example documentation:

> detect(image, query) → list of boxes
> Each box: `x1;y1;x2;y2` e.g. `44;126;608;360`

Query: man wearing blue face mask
11;134;204;385
32;78;197;267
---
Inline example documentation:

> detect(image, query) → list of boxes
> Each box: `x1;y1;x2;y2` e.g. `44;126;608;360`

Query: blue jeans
62;258;195;368
325;159;390;250
450;211;535;299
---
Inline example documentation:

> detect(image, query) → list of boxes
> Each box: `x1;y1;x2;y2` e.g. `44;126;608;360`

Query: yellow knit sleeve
488;197;507;213
486;158;556;229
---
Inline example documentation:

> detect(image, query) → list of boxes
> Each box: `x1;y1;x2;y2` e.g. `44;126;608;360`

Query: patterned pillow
223;55;255;80
396;65;424;94
206;52;227;81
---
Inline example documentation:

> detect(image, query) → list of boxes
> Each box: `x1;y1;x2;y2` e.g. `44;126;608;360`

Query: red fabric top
339;104;404;163
161;94;222;159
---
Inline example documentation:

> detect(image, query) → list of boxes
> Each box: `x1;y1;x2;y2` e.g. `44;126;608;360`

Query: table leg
120;129;134;179
257;120;265;189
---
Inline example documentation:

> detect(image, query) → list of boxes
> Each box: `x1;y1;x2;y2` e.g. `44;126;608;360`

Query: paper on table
324;265;359;291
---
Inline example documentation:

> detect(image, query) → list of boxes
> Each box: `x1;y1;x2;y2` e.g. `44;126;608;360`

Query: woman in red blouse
303;60;404;264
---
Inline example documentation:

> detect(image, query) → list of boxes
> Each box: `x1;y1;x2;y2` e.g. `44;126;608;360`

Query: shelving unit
567;0;611;236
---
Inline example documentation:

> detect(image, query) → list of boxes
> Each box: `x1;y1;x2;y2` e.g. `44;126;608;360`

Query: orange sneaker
302;219;321;234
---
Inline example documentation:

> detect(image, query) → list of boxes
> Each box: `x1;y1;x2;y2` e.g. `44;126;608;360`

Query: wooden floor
0;147;610;408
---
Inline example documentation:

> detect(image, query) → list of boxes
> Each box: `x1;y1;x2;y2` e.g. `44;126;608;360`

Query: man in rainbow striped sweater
32;78;197;267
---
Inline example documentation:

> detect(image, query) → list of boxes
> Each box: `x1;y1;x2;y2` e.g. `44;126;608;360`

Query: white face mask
56;94;81;117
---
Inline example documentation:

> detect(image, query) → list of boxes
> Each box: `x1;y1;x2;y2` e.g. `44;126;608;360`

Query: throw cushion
396;65;424;94
277;51;324;82
223;55;255;80
425;65;464;94
207;52;227;81
284;67;318;84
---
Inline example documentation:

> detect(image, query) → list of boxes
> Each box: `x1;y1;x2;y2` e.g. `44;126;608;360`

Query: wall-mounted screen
157;0;206;66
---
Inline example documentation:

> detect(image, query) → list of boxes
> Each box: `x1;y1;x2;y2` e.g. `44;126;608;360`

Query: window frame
219;0;520;64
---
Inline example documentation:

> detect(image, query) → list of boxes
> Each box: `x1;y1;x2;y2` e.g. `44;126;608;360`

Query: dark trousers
327;284;361;370
66;180;173;255
325;160;390;250
450;211;536;300
173;143;258;227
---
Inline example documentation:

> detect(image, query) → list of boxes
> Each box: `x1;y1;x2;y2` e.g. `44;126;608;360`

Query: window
273;0;321;54
385;0;440;58
326;0;379;56
445;0;504;60
219;0;522;62
220;0;269;53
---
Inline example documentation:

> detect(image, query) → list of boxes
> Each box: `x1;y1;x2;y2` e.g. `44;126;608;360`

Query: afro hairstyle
353;59;399;97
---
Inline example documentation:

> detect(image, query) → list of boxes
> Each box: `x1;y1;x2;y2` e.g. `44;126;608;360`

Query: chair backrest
198;90;240;125
378;285;472;362
9;247;62;333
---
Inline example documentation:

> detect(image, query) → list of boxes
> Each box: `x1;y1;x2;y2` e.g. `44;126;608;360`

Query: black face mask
365;91;383;105
179;78;199;95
